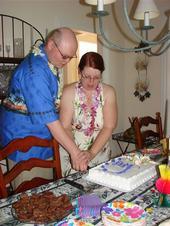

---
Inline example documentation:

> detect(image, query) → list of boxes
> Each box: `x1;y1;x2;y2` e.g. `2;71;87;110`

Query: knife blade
64;179;84;191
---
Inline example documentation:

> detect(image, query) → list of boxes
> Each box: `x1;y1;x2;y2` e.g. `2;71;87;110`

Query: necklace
77;82;102;136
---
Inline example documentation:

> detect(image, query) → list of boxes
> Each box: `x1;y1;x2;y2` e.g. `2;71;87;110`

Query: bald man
0;28;88;186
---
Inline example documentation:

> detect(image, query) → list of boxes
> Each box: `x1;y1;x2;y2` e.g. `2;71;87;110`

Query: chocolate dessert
12;191;73;223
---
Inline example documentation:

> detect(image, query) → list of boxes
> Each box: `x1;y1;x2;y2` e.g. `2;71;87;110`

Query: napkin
155;164;170;207
75;194;103;218
156;164;170;194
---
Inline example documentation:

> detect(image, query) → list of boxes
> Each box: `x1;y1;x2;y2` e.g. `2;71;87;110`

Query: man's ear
46;39;54;51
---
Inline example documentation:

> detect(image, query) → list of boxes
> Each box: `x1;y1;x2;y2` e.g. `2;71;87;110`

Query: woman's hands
70;150;89;172
70;149;95;172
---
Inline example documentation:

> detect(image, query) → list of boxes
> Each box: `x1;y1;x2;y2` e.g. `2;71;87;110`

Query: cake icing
101;201;146;226
86;154;157;192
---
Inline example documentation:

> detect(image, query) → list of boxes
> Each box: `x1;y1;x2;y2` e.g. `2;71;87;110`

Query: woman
60;52;118;176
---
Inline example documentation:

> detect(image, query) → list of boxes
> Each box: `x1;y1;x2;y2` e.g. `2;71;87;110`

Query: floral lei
32;45;63;108
77;82;102;136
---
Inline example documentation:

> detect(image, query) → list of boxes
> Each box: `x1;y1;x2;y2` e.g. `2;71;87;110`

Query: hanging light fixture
84;0;170;56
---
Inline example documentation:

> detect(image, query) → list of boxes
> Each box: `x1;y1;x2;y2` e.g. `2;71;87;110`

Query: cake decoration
100;158;133;174
125;153;154;166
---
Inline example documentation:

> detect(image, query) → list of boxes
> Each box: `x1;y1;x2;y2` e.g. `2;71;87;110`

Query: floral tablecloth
0;172;170;226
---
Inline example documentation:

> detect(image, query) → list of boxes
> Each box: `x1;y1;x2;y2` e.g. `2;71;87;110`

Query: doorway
63;30;97;85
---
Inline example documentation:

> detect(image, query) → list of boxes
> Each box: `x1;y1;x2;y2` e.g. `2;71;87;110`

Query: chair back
134;112;164;149
0;136;62;198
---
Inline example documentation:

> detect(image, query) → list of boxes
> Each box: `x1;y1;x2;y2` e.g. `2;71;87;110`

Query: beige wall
0;0;169;134
123;0;169;130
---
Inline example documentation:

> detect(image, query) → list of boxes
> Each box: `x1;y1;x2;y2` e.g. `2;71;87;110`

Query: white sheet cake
85;154;157;192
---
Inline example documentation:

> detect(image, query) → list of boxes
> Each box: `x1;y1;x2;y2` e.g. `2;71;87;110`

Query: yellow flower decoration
32;45;44;56
55;69;64;110
48;62;58;76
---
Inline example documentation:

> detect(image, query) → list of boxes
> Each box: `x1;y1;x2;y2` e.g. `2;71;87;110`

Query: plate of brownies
12;191;73;224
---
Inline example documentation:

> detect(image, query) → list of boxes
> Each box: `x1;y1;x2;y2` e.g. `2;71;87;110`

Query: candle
168;138;170;165
30;27;33;46
144;11;150;27
97;0;104;11
45;28;48;38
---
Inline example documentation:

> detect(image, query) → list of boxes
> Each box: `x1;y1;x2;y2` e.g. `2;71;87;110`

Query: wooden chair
0;136;62;198
134;112;164;149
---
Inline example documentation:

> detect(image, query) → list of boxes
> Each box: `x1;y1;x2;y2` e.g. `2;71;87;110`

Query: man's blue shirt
0;44;59;162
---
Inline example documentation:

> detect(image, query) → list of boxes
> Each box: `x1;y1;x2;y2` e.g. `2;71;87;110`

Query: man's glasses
81;73;101;82
53;40;77;60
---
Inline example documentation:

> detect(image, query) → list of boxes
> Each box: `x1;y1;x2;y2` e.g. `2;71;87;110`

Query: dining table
0;170;170;226
112;132;162;155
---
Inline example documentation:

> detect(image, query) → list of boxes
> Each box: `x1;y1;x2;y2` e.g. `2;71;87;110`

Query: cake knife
64;179;85;191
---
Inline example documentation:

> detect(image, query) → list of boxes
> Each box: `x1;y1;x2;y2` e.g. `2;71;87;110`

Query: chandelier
84;0;170;56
